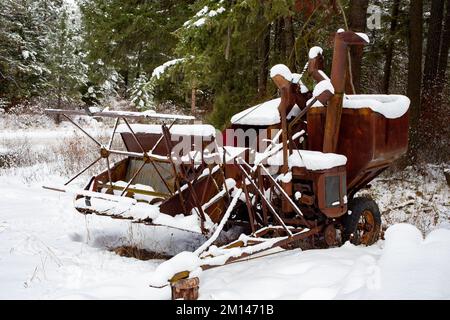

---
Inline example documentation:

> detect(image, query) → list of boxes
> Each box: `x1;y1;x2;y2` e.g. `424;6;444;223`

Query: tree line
0;0;448;162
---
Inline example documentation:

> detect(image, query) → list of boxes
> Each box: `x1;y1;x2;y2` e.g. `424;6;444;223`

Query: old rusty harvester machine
44;30;410;287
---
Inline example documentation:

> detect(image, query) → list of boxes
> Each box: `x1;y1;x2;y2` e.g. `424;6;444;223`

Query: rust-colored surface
159;169;225;220
294;0;338;18
92;158;129;192
307;107;409;196
323;31;369;153
120;132;214;156
292;165;347;218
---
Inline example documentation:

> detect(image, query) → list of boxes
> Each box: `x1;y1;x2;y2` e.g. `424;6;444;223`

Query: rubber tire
343;197;381;246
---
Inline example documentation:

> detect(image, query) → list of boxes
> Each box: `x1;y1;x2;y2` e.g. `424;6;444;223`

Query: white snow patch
0;177;449;299
230;98;301;126
310;94;410;119
308;46;323;59
116;123;216;138
151;58;184;79
148;251;202;287
195;6;209;17
193;17;207;27
270;64;292;81
313;79;335;97
266;149;347;171
356;32;370;43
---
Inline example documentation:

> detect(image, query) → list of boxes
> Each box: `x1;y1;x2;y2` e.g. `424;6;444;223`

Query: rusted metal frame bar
279;87;290;174
288;98;318;132
202;165;224;208
120;159;147;196
160;124;189;217
105;157;113;188
194;189;242;256
149;161;175;196
64;156;102;185
120;118;165;197
108;117;120;149
104;118;120;189
216;145;231;204
122;118;148;154
199;171;213;204
120;118;174;196
252;226;299;238
45;108;195;121
62;114;102;147
259;165;311;228
150;119;176;154
108;149;170;163
200;226;322;272
242;177;257;234
162;124;207;231
236;162;293;237
257;168;269;225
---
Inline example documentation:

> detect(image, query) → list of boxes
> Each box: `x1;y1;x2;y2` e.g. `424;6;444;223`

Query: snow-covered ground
1;123;449;299
1;178;449;299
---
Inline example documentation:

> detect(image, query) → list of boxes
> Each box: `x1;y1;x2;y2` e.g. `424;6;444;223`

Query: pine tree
0;0;64;106
129;73;154;111
47;3;88;108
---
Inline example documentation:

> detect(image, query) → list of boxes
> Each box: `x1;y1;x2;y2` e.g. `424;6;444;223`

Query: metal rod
199;226;322;272
150;119;176;154
149;161;175;196
105;157;113;188
108;117;120;149
242;178;257;233
120;159;147;196
259;165;310;227
236;162;293;237
160;124;188;213
162;124;206;232
45;108;195;121
108;149;170;163
64;156;102;185
257;168;269;225
62;114;102;147
288;97;318;132
122;118;147;154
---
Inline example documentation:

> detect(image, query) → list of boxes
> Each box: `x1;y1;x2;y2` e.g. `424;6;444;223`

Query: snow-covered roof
117;124;216;138
266;149;347;171
310;94;410;119
230;98;301;126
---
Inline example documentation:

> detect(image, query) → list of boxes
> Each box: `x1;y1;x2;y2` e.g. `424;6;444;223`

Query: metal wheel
343;197;381;246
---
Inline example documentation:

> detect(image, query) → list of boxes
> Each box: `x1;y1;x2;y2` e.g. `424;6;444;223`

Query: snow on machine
44;30;410;298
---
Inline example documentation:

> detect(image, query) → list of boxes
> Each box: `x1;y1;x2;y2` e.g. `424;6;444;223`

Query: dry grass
111;245;172;261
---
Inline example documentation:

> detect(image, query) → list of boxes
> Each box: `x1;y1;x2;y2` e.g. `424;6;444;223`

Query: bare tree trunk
435;0;450;103
423;0;445;88
419;0;445;159
382;0;401;94
406;0;423;161
284;15;296;71
258;23;271;98
347;0;369;93
274;17;286;62
191;87;196;117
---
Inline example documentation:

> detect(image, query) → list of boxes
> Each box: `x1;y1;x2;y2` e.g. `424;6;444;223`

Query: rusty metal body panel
307;107;409;196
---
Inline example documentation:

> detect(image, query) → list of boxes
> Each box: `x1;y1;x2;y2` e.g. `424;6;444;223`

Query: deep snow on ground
1;124;450;299
1;177;449;299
